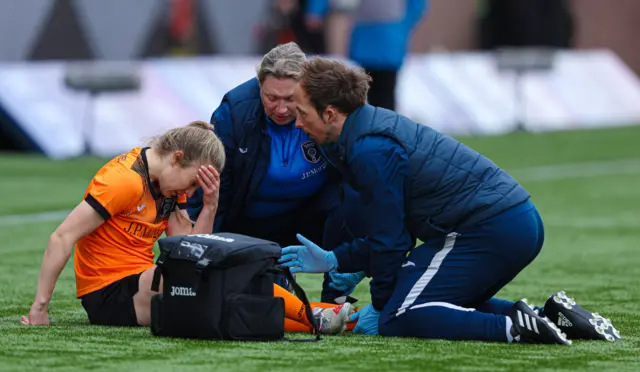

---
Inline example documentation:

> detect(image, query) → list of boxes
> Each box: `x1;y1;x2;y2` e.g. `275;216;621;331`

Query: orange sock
273;284;363;332
284;318;313;333
346;319;358;331
308;302;336;309
273;284;311;326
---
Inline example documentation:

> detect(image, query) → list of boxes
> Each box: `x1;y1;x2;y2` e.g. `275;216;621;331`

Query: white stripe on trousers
396;232;458;316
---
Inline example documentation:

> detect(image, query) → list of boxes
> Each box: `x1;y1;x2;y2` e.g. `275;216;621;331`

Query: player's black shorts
80;272;142;327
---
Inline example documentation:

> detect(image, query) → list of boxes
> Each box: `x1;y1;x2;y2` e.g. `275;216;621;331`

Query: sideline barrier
1;50;640;159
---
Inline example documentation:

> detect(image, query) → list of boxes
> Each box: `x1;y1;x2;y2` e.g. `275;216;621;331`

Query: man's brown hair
299;57;372;117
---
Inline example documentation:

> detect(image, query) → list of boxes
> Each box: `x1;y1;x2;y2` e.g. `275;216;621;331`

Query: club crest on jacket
301;140;321;164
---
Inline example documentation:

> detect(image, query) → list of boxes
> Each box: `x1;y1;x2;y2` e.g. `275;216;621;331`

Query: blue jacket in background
325;104;530;310
306;0;427;69
186;78;339;236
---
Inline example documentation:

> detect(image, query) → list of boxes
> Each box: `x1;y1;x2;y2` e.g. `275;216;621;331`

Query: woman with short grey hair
186;43;366;308
257;41;306;84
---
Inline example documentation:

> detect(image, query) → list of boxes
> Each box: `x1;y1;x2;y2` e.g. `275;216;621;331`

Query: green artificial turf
1;126;639;371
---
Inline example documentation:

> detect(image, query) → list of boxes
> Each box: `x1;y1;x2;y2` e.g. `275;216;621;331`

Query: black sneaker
543;291;621;342
509;299;571;345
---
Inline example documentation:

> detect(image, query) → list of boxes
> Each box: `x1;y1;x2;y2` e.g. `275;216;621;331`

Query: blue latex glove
329;271;366;295
279;234;338;274
349;304;380;335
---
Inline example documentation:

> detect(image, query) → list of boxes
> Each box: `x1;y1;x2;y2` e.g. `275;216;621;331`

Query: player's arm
186;102;236;233
166;206;215;236
192;201;215;234
167;165;220;236
167;208;195;237
184;103;232;225
22;201;105;326
331;135;413;311
23;169;138;325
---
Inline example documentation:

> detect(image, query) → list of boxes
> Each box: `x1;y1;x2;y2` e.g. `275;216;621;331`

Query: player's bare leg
133;266;161;326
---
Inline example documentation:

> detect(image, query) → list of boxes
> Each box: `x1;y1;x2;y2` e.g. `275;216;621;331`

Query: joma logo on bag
170;286;197;297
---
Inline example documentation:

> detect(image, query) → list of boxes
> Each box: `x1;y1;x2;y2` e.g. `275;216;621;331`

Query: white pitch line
0;210;70;227
542;216;640;229
510;157;640;182
0;157;639;227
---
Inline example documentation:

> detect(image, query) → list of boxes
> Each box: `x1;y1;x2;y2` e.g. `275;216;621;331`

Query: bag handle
152;238;211;293
150;249;170;292
273;267;322;342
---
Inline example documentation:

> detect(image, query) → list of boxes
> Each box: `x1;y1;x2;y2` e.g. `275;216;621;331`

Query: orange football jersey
74;147;186;298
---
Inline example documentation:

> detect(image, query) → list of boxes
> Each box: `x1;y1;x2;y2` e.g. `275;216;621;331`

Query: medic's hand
350;304;380;335
329;271;366;295
278;234;338;273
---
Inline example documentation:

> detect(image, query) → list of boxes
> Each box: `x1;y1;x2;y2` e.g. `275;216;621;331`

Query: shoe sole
540;314;573;345
518;299;572;345
549;291;621;342
530;300;572;345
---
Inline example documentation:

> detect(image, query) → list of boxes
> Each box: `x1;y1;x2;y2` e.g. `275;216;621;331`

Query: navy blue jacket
325;104;530;310
186;78;339;235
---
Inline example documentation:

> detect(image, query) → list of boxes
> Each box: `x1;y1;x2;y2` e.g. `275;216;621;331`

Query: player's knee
138;266;162;294
133;267;161;326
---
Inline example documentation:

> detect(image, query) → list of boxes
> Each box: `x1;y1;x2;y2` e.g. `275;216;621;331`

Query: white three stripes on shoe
517;310;540;334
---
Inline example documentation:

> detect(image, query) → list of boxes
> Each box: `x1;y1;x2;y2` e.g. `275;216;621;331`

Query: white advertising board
1;50;639;159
